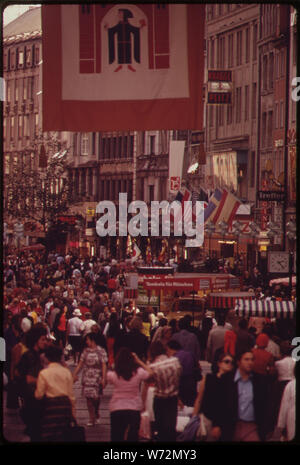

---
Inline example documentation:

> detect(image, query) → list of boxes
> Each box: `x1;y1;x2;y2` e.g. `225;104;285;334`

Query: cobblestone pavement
2;359;113;443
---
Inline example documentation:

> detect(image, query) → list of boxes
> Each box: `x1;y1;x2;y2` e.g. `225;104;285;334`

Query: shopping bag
63;421;86;442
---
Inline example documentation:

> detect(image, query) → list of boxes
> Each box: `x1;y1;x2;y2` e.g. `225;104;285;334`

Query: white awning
235;299;296;319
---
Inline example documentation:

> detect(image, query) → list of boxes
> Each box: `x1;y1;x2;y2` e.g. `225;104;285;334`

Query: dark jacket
119;329;149;361
218;370;269;441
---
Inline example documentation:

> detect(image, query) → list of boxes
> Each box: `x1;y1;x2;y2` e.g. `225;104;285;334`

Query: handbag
63;420;86;442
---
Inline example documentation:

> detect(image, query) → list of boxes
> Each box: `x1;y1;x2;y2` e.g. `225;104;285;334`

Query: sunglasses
222;359;234;364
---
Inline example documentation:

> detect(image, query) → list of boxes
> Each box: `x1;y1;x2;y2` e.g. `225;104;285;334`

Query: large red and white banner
42;4;205;131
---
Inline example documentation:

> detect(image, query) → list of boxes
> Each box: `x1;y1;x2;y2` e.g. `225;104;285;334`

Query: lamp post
286;220;296;299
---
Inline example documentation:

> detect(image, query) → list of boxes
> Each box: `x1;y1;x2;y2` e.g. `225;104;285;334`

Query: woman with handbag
192;351;234;441
73;332;107;426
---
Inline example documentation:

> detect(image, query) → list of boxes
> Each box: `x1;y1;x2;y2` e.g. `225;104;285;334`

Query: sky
3;4;38;26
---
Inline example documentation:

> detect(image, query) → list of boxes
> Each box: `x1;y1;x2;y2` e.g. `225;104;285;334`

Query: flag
126;234;133;257
42;4;205;131
158;239;168;263
131;242;141;263
204;188;241;226
146;238;152;264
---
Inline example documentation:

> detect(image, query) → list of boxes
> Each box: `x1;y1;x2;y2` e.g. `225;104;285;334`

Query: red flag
42;4;205;131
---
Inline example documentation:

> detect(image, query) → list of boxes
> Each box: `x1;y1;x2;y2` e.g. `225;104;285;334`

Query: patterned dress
80;346;108;399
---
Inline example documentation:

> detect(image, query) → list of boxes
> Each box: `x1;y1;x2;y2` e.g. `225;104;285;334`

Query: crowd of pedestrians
3;249;296;442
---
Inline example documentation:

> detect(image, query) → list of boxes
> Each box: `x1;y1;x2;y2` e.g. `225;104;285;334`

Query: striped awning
209;293;254;309
235;299;296;319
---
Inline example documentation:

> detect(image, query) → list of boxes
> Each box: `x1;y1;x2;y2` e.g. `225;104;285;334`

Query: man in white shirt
80;312;97;339
67;308;83;364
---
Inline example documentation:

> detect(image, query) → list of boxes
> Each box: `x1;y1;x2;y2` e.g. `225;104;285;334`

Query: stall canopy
235;299;296;319
209;292;254;309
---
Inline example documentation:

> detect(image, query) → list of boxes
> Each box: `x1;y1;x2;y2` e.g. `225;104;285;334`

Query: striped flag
131;242;141;263
204;188;241;226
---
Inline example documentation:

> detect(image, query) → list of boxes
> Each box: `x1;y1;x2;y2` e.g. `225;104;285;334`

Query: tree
4;132;72;234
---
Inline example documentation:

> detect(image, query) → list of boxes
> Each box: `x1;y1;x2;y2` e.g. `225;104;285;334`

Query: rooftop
3;6;41;41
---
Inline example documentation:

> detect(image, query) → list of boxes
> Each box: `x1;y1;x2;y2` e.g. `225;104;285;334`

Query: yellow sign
86;208;95;216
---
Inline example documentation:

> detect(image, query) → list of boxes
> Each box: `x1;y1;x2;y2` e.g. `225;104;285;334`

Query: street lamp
286;219;296;298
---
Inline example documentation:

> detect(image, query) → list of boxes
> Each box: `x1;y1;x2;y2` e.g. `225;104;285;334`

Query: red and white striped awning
235;299;296;319
209;292;254;309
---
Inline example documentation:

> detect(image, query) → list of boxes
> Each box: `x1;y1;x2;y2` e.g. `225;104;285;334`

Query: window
7;80;11;101
92;133;96;155
235;87;242;123
18;48;24;67
107;138;111;158
25;47;32;67
245;28;250;63
18;115;23;138
217;106;224;126
236;31;243;66
10;116;15;140
118;136;122;157
228;34;234;67
149;185;154;202
250;151;255;188
217;36;225;67
24;115;29;138
150;135;155;154
15;80;19;102
112;137;117;158
280;101;284;128
262;112;267;147
23;78;27;100
3;118;7;140
141;131;145;154
269;53;274;90
209;106;214;127
280;49;285;77
101;138;106;158
210;39;215;68
35;47;40;65
129;135;134;157
253;23;257;61
292;99;296;123
227;104;233;125
262;55;268;90
81;133;89;155
244;85;249;121
267;111;273;147
275;102;279;128
123;136;128;157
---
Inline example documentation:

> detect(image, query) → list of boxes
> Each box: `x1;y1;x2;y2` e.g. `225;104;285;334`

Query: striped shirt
150;355;182;399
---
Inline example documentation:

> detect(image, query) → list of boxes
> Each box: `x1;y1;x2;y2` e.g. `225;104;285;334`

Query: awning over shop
269;276;296;287
209;292;254;309
235;299;296;319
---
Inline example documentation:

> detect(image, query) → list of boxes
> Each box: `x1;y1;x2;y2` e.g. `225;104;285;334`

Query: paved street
3;360;113;443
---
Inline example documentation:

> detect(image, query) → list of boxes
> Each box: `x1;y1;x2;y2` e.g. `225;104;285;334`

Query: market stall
208;291;254;309
235;299;296;319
